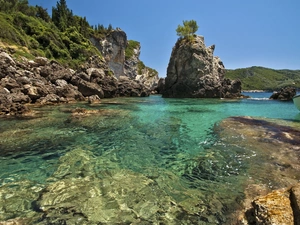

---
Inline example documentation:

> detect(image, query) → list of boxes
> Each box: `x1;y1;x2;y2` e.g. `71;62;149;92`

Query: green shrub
137;61;145;74
125;40;140;60
28;37;39;49
0;13;27;46
48;40;70;59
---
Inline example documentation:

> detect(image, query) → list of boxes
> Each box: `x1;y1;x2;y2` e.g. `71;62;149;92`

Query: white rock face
91;30;159;90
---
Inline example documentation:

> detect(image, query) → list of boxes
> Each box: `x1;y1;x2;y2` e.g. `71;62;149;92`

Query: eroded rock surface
162;36;242;98
91;30;159;91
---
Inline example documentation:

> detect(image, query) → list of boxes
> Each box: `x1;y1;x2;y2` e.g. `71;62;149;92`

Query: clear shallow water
0;94;299;224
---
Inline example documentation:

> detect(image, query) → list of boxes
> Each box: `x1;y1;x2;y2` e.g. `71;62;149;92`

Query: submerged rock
216;116;300;224
162;35;242;98
34;148;223;224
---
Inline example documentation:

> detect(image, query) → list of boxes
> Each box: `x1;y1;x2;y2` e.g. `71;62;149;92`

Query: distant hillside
225;66;300;90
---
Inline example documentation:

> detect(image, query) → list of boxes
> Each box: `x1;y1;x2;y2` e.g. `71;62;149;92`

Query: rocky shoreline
217;116;300;224
0;48;155;116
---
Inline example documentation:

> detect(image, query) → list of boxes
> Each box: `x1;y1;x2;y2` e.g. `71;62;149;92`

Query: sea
0;91;299;224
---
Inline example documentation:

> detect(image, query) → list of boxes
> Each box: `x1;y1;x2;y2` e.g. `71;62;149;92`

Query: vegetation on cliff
0;0;105;68
0;0;154;74
125;40;140;60
125;40;158;77
225;66;300;90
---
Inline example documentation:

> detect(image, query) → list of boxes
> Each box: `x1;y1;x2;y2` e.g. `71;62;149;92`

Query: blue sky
28;0;300;77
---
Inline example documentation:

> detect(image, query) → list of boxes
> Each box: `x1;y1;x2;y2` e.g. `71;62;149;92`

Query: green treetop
176;20;199;41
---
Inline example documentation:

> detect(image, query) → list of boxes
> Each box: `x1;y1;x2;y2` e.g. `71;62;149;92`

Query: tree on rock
176;20;199;41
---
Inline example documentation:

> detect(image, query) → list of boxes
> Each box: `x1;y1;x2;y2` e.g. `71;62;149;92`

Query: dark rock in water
156;78;165;94
162;36;242;98
269;87;296;101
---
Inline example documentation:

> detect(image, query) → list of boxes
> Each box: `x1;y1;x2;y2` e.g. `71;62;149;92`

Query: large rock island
161;35;242;98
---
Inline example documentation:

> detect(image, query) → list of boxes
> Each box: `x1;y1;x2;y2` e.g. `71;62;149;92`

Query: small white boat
293;95;300;110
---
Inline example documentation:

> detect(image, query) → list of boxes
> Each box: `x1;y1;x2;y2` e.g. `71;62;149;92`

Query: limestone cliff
124;40;159;90
162;35;242;98
90;30;159;90
90;29;126;79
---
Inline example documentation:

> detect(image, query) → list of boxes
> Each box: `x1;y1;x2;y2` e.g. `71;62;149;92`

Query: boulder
34;56;48;66
71;76;104;98
269;87;296;101
252;188;294;225
162;35;242;98
88;95;101;104
241;183;300;225
117;76;150;97
36;93;61;105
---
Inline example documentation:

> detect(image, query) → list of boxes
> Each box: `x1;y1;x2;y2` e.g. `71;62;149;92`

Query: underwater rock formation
216;116;300;224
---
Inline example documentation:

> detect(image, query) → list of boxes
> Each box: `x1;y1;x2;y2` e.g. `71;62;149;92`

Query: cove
0;94;299;224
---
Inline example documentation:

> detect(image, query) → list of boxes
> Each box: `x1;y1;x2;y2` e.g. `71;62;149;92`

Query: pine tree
52;0;72;31
35;5;51;22
176;20;199;41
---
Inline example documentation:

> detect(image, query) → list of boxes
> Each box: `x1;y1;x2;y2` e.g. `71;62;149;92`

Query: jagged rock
79;55;119;98
162;35;242;98
269;87;296;101
124;41;159;90
0;94;30;115
91;30;159;90
156;78;165;94
39;61;73;83
0;51;15;66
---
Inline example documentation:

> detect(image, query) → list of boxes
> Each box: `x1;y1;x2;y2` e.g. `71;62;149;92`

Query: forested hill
0;0;123;68
225;66;300;91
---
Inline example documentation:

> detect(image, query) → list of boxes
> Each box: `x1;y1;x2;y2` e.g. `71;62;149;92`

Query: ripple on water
0;97;299;224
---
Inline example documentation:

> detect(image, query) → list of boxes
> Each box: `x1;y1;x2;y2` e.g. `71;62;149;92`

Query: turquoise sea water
0;92;299;224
